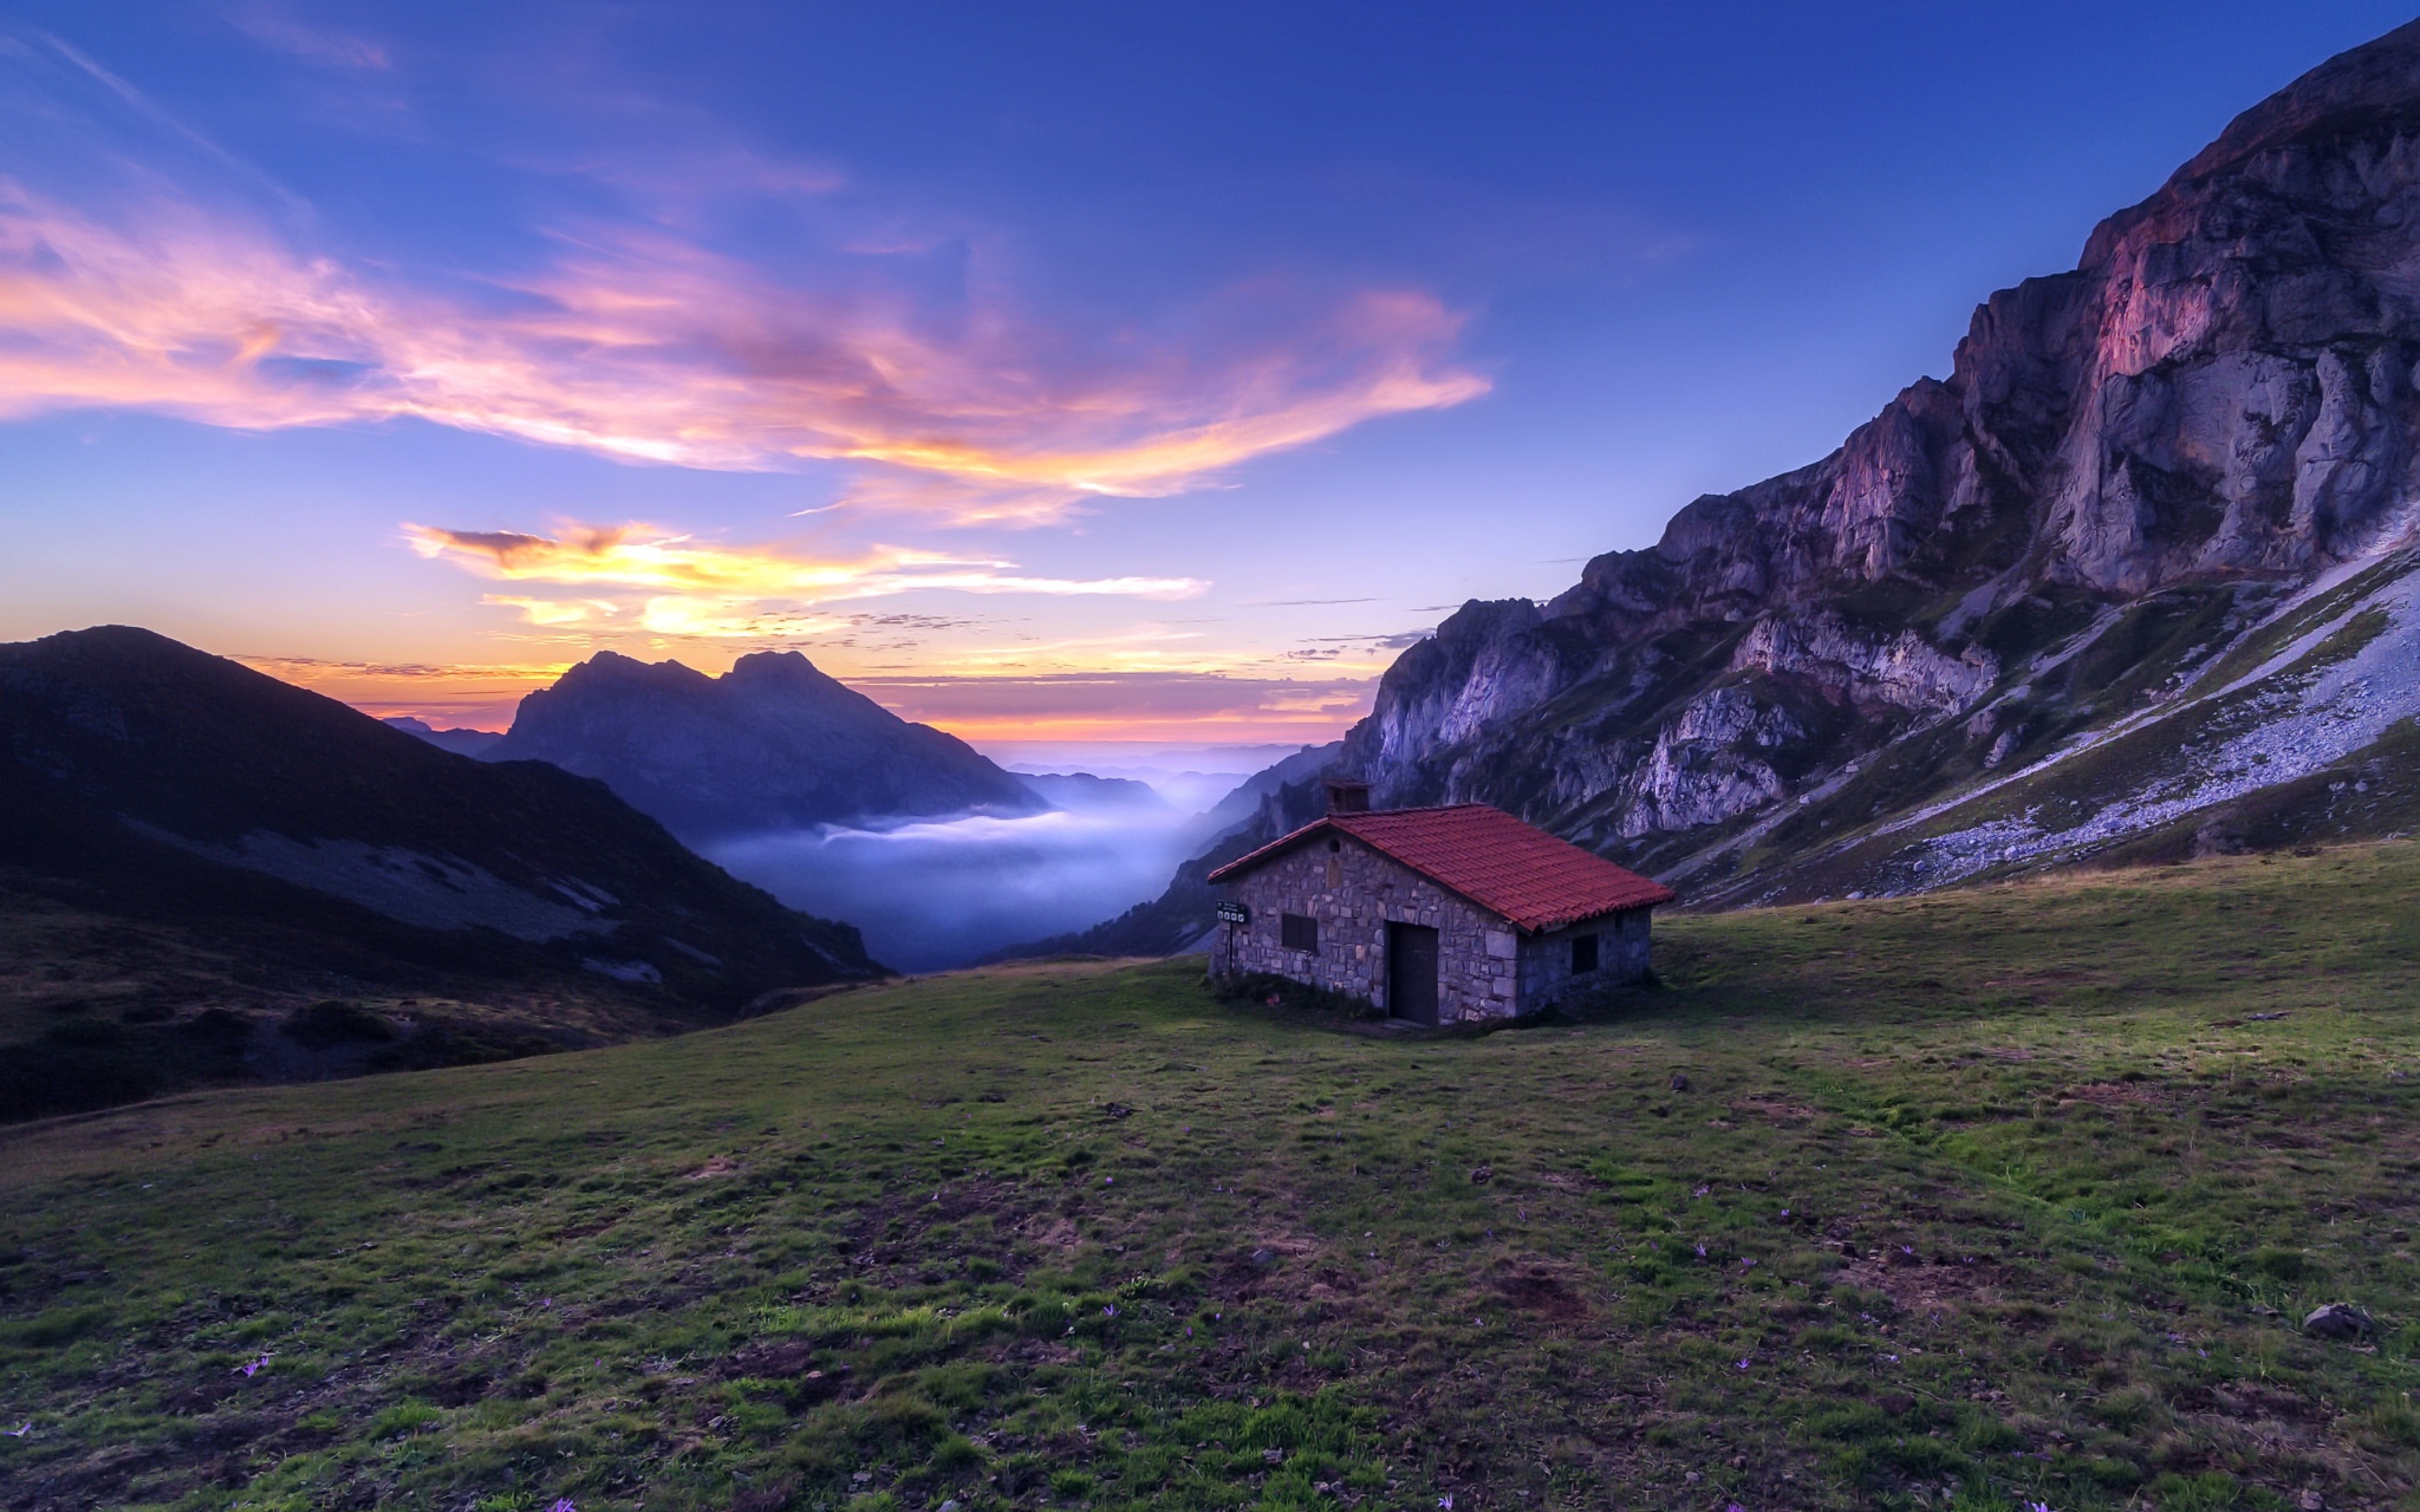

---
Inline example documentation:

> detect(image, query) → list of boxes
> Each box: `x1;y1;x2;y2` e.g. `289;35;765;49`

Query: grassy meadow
3;844;2419;1511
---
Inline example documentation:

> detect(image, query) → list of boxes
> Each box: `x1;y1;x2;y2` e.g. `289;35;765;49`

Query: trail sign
1215;901;1248;924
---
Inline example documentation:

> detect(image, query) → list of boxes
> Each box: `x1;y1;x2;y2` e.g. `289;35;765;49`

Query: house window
1281;912;1319;953
1571;932;1599;973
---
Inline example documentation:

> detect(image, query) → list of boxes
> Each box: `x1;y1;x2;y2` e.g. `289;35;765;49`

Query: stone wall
1211;835;1516;1022
1516;908;1654;1008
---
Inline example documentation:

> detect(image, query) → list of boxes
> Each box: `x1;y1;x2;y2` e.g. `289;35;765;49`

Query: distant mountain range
381;716;502;758
0;627;882;1120
466;650;1046;841
1013;770;1178;816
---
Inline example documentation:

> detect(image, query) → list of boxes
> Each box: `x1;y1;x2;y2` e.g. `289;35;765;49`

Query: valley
3;843;2415;1511
14;11;2420;1512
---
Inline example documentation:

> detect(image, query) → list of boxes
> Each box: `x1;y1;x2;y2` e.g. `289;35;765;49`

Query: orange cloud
236;653;573;730
0;175;1488;519
853;671;1378;742
405;519;1206;634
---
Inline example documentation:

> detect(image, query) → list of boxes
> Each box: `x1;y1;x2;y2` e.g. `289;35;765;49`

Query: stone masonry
1212;833;1653;1022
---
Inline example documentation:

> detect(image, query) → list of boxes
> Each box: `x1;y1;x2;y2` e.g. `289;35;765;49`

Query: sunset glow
6;4;2390;743
0;181;1486;522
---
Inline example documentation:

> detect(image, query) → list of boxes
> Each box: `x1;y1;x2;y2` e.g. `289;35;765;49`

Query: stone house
1206;784;1677;1024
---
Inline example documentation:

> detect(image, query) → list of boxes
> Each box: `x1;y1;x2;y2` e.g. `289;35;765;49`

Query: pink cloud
0;171;1488;520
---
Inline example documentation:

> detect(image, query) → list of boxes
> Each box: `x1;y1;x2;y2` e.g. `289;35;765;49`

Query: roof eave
1203;815;1336;885
1513;892;1678;933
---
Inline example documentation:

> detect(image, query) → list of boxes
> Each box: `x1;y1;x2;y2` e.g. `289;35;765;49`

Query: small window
1571;932;1599;974
1281;912;1319;953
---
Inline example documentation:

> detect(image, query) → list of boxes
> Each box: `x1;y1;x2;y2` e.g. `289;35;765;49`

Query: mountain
483;650;1047;841
1180;741;1346;844
1325;20;2420;905
1015;770;1178;815
383;715;504;758
0;626;882;1120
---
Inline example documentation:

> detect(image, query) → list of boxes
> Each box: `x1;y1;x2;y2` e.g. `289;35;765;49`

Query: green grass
5;844;2420;1509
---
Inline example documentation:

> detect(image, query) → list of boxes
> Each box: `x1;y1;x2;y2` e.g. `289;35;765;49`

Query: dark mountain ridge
0;626;882;1119
383;715;502;758
485;649;1046;840
1325;19;2420;903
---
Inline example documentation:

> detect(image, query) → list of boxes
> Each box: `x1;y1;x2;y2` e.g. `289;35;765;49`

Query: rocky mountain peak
1336;20;2420;902
547;648;709;693
487;648;1044;840
2162;17;2420;193
725;649;843;687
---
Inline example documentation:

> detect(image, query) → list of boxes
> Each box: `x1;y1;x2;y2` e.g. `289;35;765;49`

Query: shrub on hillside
1208;971;1381;1019
280;999;397;1048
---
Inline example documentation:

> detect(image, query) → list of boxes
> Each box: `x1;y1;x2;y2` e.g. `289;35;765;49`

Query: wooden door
1388;922;1440;1025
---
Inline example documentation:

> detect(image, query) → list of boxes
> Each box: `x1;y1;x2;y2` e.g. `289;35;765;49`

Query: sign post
1214;900;1247;980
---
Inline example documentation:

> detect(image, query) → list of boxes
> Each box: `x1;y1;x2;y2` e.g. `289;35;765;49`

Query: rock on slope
1333;19;2420;903
0;627;882;1116
485;650;1046;841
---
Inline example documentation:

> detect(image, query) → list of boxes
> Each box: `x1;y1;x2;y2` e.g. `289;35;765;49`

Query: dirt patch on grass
1731;1094;1823;1125
717;1339;819;1378
1834;1248;2010;1316
1020;1214;1083;1251
1492;1263;1591;1320
2061;1081;2165;1107
1208;1231;1323;1300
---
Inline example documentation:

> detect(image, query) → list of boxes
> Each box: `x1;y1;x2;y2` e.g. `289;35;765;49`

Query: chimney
1324;777;1371;814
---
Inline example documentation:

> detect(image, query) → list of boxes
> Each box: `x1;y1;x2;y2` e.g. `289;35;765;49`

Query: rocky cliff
1339;20;2420;902
486;650;1046;841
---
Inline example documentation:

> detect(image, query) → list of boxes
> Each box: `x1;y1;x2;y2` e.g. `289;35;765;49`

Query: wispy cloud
477;595;622;626
853;670;1378;739
405;518;1206;636
224;6;393;72
238;653;574;683
0;33;1489;521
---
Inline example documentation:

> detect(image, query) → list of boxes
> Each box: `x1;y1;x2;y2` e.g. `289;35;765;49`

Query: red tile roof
1207;803;1676;931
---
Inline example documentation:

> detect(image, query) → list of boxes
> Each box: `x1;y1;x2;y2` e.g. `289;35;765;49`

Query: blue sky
1;1;2411;738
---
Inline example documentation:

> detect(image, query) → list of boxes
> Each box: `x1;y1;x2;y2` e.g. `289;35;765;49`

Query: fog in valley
700;746;1285;972
702;808;1204;972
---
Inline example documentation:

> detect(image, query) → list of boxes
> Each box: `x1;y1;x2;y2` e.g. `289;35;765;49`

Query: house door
1387;922;1440;1025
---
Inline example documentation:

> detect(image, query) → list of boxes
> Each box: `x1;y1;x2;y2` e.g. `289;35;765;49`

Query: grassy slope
0;873;718;1123
4;847;2419;1511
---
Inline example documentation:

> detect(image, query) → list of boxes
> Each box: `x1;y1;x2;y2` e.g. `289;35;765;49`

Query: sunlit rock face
487;650;1046;840
1338;20;2420;897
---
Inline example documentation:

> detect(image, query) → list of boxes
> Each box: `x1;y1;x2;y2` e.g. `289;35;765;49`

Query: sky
2;1;2413;744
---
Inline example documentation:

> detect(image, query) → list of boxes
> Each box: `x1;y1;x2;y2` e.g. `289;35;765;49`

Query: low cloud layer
705;809;1209;972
